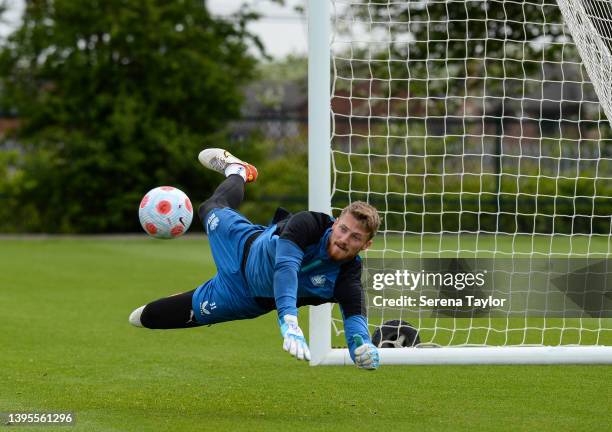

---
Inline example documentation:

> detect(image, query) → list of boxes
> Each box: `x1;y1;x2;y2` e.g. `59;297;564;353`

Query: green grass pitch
1;237;611;431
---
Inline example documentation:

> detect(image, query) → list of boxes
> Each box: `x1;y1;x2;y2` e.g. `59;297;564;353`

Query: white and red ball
138;186;193;239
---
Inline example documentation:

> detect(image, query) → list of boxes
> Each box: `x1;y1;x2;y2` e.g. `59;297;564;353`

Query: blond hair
339;201;380;240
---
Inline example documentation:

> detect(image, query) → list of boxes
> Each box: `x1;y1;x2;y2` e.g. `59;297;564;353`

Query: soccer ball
138;186;193;239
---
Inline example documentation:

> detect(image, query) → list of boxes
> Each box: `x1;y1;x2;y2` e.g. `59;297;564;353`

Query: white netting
557;0;612;127
329;0;612;347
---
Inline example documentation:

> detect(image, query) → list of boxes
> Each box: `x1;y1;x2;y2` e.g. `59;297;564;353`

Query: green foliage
0;0;261;232
257;54;307;82
239;137;308;225
0;149;24;232
333;125;612;235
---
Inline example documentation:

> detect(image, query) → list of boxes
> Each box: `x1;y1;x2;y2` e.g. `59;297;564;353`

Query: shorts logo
310;275;327;287
201;300;216;315
207;212;219;232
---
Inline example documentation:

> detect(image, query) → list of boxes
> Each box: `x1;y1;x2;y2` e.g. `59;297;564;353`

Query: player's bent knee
129;305;146;328
198;199;228;222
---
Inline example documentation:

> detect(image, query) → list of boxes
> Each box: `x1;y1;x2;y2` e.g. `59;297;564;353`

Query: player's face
327;213;373;261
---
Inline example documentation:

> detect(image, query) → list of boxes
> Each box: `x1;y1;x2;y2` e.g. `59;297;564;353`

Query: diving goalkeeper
128;148;380;370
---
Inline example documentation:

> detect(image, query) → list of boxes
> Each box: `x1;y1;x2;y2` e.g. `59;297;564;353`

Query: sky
0;0;25;38
209;0;308;58
1;0;308;59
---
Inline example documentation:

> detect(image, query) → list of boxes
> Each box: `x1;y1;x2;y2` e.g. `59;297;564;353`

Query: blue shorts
192;208;268;325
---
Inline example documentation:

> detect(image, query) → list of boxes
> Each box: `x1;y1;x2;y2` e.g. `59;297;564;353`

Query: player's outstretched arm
279;314;311;361
273;237;311;361
273;212;330;361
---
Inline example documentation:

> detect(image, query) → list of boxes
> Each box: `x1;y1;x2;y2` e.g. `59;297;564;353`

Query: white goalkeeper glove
279;314;311;361
353;335;380;370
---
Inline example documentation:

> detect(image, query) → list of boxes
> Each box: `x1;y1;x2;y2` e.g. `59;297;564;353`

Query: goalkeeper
129;148;380;370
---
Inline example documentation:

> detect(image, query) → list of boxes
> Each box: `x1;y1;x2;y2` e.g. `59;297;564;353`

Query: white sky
209;0;308;58
1;0;308;59
0;0;25;37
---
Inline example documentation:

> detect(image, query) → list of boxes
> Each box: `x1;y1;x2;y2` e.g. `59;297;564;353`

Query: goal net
309;0;612;364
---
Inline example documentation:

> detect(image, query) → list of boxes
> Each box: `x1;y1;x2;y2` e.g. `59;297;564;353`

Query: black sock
140;289;202;329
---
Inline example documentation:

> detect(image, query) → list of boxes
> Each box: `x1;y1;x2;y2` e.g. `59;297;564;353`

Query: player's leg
196;148;264;277
198;174;246;222
197;148;258;221
134;148;266;328
129;290;202;329
129;277;270;329
130;149;262;330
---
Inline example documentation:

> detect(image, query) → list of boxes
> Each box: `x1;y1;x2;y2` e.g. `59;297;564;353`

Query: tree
0;0;262;232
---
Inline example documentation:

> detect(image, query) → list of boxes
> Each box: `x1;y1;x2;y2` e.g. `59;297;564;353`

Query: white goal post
308;0;612;365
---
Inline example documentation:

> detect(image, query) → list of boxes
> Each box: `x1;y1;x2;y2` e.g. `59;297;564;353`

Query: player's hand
353;335;380;370
279;314;311;361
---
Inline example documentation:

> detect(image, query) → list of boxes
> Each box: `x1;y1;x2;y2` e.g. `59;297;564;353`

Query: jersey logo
310;274;327;287
207;212;219;232
200;300;217;315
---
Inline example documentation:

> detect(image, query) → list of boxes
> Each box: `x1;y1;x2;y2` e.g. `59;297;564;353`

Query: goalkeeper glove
279;314;311;361
353;335;380;370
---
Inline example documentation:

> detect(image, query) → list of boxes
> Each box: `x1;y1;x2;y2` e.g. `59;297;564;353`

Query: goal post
307;0;333;364
308;0;612;365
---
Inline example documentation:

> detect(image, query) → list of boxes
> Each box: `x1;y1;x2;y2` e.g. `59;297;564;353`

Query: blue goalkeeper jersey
193;207;371;360
242;211;371;357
